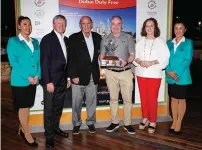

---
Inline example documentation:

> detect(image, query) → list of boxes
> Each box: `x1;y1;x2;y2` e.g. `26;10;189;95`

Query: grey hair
53;15;67;26
79;16;93;25
111;16;123;24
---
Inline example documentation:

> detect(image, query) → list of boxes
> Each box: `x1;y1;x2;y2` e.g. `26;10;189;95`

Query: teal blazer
166;38;193;85
7;36;41;86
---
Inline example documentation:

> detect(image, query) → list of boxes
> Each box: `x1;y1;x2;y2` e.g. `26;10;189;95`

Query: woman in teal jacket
166;21;193;134
7;16;40;147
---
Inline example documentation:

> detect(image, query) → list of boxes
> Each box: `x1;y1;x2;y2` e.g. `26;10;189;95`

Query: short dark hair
79;16;93;24
111;16;123;23
18;16;31;25
174;21;186;28
141;18;160;37
53;15;67;25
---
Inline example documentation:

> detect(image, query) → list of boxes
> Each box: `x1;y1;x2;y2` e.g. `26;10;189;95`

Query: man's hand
47;82;54;93
67;79;71;88
72;78;79;84
99;54;105;60
127;53;135;63
168;71;178;81
119;59;128;67
28;77;35;85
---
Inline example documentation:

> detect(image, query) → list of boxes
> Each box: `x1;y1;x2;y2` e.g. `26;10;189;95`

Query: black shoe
25;139;38;148
19;130;38;147
123;125;136;134
106;123;119;132
46;139;54;148
73;126;80;135
19;129;25;138
19;129;36;140
55;128;69;138
169;128;174;133
173;130;181;135
88;125;96;133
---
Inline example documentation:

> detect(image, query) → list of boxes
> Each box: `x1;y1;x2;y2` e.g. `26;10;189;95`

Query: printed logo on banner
148;0;156;9
147;0;157;16
34;0;45;7
35;20;41;25
34;10;45;19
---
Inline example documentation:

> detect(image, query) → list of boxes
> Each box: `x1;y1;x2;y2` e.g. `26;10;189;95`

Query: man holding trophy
100;16;136;134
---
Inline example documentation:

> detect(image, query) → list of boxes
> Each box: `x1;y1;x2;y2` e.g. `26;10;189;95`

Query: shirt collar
82;31;92;39
54;30;64;39
109;31;124;38
172;36;185;44
18;33;32;42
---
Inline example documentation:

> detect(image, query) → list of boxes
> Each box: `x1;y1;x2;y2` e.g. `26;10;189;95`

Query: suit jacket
7;36;41;86
166;38;193;85
40;30;69;86
68;31;102;86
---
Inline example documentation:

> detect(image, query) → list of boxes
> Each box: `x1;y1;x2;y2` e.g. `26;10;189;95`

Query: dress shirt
83;32;94;61
54;30;67;61
18;33;34;52
172;36;185;53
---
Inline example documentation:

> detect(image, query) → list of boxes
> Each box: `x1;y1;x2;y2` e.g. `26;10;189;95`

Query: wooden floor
1;82;202;150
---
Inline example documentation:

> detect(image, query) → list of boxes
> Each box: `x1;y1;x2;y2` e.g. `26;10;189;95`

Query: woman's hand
28;76;39;85
34;76;39;84
136;59;158;68
168;71;178;81
28;77;35;85
140;61;150;68
146;60;159;68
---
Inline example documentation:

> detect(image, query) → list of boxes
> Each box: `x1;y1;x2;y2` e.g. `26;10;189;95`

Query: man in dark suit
68;16;102;135
40;15;71;148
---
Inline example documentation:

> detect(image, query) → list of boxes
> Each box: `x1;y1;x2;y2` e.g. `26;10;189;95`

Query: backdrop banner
18;0;170;116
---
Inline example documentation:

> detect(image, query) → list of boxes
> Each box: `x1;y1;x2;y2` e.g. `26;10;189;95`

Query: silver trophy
104;36;118;56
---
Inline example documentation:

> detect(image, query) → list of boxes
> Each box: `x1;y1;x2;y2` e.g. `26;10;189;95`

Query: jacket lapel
168;42;175;56
80;31;92;62
32;38;39;51
17;37;33;54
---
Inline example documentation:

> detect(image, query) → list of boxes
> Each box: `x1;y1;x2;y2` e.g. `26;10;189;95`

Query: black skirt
168;84;189;99
12;85;37;110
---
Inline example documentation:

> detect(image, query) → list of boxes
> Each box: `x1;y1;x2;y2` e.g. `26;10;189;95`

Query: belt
107;68;131;72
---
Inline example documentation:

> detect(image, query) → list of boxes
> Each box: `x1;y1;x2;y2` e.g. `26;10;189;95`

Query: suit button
32;66;34;67
32;56;33;57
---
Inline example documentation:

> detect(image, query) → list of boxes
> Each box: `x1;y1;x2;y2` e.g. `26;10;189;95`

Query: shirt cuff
132;60;139;66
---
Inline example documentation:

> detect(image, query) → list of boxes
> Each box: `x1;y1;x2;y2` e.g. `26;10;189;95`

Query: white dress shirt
83;32;94;61
172;36;185;53
18;33;34;52
54;30;67;61
133;37;170;78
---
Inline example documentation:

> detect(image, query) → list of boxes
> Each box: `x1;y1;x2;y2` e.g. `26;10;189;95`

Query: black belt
107;68;131;72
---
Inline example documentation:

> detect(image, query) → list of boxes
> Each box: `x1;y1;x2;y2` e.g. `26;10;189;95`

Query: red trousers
137;76;161;123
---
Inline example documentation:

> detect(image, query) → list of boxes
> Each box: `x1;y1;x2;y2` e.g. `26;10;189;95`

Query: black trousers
43;79;67;140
